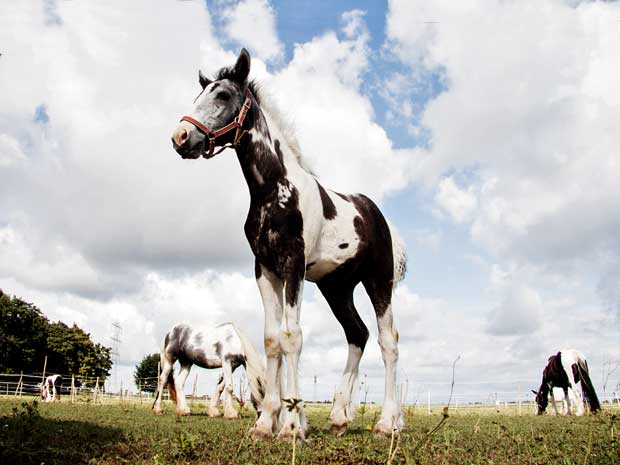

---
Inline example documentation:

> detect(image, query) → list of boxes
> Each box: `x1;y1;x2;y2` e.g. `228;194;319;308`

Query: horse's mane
215;68;314;175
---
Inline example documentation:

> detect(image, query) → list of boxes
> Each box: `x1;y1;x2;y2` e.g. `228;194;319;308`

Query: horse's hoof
277;425;306;443
175;409;191;417
373;421;400;438
207;409;222;418
250;426;273;441
329;422;349;437
224;412;239;420
152;409;163;416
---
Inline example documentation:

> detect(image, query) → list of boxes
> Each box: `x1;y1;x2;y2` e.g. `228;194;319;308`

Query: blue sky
1;0;619;404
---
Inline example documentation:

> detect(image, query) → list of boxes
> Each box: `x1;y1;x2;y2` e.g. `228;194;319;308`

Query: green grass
1;397;618;465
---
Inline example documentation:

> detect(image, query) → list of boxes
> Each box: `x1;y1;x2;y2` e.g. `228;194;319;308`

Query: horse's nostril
174;129;188;147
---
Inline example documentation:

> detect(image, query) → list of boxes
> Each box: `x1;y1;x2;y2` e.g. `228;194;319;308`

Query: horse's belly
193;356;223;370
305;240;359;282
304;201;362;282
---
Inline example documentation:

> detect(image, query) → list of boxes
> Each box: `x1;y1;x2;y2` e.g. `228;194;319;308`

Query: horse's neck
236;105;298;201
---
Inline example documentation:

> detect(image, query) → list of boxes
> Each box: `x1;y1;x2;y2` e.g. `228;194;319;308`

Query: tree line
0;289;112;381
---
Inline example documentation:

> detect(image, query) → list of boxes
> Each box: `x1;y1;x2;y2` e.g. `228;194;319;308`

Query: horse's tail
234;325;266;412
388;221;407;288
578;358;601;413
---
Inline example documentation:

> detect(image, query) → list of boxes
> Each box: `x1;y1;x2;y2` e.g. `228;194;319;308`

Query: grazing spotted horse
152;322;266;419
39;374;63;402
532;349;601;416
171;49;407;440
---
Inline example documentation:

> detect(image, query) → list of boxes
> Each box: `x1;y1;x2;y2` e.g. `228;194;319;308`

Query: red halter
180;88;253;158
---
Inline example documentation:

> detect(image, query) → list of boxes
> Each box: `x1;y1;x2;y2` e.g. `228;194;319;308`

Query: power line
110;321;122;393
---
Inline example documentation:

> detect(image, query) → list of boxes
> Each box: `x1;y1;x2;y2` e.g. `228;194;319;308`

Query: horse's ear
199;70;211;89
531;390;538;395
232;48;251;83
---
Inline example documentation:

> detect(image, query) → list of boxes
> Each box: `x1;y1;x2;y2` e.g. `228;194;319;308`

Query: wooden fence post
94;377;100;404
157;361;161;398
14;372;23;396
40;355;48;397
427;391;431;415
192;374;198;405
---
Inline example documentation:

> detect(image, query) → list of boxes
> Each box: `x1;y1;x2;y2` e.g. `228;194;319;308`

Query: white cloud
222;0;284;63
261;15;411;199
341;10;368;40
434;176;477;224
0;134;26;167
486;282;543;336
386;0;620;313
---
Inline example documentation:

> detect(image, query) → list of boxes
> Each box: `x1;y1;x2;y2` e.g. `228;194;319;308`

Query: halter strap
180;88;253;158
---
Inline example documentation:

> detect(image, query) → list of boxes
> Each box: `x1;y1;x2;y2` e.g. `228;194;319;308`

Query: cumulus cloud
434;176;477;224
222;0;284;63
385;0;620;313
486;283;543;336
261;13;412;199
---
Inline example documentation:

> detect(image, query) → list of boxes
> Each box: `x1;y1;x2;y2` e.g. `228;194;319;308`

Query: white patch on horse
277;182;292;207
305;192;361;282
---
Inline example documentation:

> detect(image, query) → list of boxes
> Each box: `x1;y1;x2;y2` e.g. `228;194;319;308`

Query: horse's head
38;382;48;401
172;48;252;159
531;388;548;415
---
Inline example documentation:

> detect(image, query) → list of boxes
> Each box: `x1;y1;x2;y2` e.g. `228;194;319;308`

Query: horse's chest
245;192;305;274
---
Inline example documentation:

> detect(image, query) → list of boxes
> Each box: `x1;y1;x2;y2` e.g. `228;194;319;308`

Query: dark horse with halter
171;49;407;440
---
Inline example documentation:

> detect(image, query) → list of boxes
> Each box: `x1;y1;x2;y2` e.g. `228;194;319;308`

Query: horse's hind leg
222;360;239;419
363;277;403;436
174;363;192;416
208;373;225;417
318;281;368;436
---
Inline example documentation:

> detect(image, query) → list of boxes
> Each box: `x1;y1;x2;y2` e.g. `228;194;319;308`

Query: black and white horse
533;349;601;416
152;323;265;419
171;49;407;440
39;375;63;402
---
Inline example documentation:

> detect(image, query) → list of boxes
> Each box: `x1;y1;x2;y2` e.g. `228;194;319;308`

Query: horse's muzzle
171;137;201;159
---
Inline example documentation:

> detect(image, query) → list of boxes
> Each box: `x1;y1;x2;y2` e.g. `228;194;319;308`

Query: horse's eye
216;91;230;101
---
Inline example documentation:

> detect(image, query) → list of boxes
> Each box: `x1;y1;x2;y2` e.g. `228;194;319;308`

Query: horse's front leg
550;390;559;415
174;363;192;416
251;264;284;440
222;360;239;419
277;263;307;442
153;354;173;415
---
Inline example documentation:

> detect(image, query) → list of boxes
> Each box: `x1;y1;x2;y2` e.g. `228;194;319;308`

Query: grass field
1;396;618;465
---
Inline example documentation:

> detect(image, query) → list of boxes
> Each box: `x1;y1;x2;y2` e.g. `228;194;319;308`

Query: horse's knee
264;335;281;358
378;332;399;364
280;326;302;354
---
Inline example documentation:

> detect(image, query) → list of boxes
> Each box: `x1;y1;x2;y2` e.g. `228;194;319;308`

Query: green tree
134;353;160;393
0;289;113;380
0;290;49;374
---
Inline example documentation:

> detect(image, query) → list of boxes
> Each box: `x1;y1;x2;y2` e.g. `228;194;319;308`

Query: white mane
251;84;315;175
